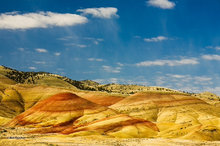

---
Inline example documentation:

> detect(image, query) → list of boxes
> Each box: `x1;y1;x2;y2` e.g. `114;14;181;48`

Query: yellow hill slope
7;92;158;138
110;92;220;141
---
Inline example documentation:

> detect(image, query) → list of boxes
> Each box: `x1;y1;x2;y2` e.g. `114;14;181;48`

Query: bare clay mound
110;92;220;141
6;92;159;138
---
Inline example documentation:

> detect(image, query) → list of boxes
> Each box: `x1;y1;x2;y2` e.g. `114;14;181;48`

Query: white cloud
54;52;61;56
167;74;212;84
29;66;36;70
94;76;149;86
74;58;80;61
77;7;118;19
34;61;46;64
35;48;48;53
18;48;24;51
147;0;175;9
144;36;168;42
166;74;186;79
202;54;220;61
117;62;124;66
136;58;199;67
88;58;104;62
0;11;87;30
215;46;220;50
206;46;220;50
65;43;87;48
155;74;214;93
134;36;141;39
102;65;121;73
205;87;220;96
77;44;87;48
84;37;104;45
57;36;74;41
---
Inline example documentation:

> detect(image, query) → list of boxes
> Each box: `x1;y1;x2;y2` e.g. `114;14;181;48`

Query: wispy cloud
204;87;220;95
77;7;118;19
94;76;149;86
117;62;124;66
144;36;168;42
18;48;25;51
202;54;220;61
54;52;61;56
88;58;104;62
136;58;199;67
34;61;46;64
83;37;104;45
65;43;87;48
35;48;48;53
57;36;74;41
167;74;212;82
0;11;87;30
155;74;213;93
28;66;36;70
206;46;220;51
102;65;121;73
77;44;87;48
147;0;175;9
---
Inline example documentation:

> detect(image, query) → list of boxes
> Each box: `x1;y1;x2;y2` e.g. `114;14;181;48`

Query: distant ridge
0;65;184;95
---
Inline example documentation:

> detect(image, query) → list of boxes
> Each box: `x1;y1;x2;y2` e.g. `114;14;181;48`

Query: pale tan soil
0;127;220;146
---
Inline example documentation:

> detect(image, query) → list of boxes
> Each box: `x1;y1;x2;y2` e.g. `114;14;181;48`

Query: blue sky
1;0;220;94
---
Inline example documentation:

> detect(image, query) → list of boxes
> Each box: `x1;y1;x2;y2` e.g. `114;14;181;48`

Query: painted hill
76;92;124;106
8;93;106;127
1;65;220;141
7;92;158;138
110;92;220;140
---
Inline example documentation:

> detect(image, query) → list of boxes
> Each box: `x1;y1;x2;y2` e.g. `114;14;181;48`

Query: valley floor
0;127;220;146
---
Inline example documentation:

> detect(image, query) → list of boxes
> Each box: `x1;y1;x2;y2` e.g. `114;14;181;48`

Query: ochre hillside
76;92;124;106
8;92;106;127
0;65;220;141
7;92;158;138
110;92;220;140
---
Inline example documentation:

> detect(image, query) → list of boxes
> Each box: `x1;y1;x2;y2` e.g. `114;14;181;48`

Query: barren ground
1;127;220;146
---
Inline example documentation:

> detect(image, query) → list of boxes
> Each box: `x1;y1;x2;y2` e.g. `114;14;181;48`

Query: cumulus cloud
77;7;118;19
147;0;175;9
35;48;48;53
136;58;199;67
102;65;121;73
144;36;168;42
88;58;104;62
202;54;220;61
0;11;88;30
